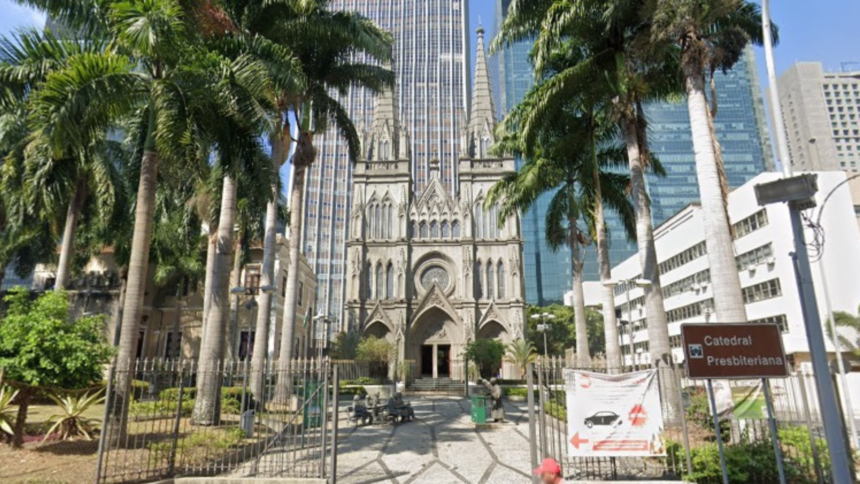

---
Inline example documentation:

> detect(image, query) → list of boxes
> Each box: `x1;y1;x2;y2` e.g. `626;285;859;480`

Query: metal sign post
682;323;792;484
762;378;787;484
705;379;729;484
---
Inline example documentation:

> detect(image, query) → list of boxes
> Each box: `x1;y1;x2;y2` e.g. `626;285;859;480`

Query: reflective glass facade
302;0;470;319
493;0;773;305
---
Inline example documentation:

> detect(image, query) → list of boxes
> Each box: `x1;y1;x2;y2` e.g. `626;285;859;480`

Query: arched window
430;221;439;238
476;260;483;299
486;259;495;299
375;263;383;300
452;221;460;238
420;221;428;238
475;204;484;239
386;263;394;299
484;205;493;239
380;139;390;160
480;137;490;158
410;221;417;238
497;261;505;298
366;262;373;299
382;204;390;239
441;221;449;238
375;204;382;238
387;205;394;239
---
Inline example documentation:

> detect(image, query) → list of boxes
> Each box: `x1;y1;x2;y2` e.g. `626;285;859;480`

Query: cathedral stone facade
345;28;526;380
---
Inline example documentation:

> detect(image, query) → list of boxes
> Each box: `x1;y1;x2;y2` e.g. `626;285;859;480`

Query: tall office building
302;0;470;319
493;0;773;305
773;62;860;172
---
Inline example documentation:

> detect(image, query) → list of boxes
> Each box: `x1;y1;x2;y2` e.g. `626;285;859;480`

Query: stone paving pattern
335;396;534;484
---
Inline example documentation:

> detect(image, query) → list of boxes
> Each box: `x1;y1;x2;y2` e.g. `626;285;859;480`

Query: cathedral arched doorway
409;307;461;379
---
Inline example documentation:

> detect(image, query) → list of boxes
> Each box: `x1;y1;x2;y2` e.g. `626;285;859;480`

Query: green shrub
685;387;731;443
159;386;197;402
339;386;367;396
503;387;538;400
684;431;813;484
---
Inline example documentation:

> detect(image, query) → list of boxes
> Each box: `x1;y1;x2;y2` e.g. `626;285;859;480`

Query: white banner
564;369;666;457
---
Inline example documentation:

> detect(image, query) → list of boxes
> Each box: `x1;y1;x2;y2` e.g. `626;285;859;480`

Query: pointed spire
367;61;407;161
468;25;497;159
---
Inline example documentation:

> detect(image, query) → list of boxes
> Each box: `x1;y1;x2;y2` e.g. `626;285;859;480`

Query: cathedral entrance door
436;344;451;378
421;345;434;377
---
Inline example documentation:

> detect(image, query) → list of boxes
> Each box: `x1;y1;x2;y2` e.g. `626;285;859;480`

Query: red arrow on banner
570;432;590;449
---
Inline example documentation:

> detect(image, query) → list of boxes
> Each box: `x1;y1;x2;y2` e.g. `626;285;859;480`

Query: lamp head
230;286;246;294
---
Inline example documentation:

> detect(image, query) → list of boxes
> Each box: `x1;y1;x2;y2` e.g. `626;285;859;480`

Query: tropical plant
504;339;537;380
237;2;395;402
463;339;506;379
827;310;860;357
0;27;128;290
487;41;641;368
0;385;18;439
356;336;394;380
492;0;682;376
331;331;361;359
43;388;106;441
0;288;113;447
650;0;773;323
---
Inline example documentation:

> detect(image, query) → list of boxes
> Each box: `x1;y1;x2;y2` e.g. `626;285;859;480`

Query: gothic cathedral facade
345;28;526;380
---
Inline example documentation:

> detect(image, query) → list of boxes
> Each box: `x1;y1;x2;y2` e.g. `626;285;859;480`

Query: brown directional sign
681;323;789;379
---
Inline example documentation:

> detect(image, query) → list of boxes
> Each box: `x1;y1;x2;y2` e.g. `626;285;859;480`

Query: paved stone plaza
335;396;534;484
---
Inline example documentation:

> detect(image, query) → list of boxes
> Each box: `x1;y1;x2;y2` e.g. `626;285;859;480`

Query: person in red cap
533;457;565;484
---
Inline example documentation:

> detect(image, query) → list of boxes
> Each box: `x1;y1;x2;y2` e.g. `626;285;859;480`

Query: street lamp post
313;313;332;362
755;174;853;482
530;312;556;363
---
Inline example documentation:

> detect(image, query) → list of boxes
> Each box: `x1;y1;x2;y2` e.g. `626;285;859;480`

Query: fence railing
529;359;842;483
95;358;338;484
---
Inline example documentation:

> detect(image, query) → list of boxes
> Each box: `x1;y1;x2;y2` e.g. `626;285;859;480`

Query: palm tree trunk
226;229;244;362
622;121;672;360
201;227;217;334
251;125;288;402
593;166;621;371
623;119;680;420
192;174;238;425
684;62;747;323
570;217;591;367
275;129;313;403
170;285;182;359
55;178;86;290
114;126;160;438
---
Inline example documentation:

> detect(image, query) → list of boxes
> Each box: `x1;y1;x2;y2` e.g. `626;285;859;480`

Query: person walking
533;458;565;484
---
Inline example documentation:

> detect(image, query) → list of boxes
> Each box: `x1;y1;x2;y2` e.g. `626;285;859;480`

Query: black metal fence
529;357;846;483
95;358;338;484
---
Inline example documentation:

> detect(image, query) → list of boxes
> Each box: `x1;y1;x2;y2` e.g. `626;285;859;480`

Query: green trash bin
471;395;487;424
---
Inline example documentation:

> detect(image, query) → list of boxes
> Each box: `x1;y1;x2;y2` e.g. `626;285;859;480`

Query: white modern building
568;171;860;370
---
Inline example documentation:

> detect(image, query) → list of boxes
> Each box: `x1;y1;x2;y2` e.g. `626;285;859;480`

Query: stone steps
408;378;466;394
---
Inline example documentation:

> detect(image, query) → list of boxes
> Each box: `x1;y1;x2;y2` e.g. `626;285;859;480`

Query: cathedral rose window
420;265;451;291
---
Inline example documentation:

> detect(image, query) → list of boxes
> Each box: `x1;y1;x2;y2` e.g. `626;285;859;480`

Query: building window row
366;261;396;301
475;259;506;300
666;298;714;323
613;275;643;297
742;278;782;304
662;269;711;299
733;209;769;239
658;241;707;275
736;243;774;271
410;219;461;240
749;314;789;333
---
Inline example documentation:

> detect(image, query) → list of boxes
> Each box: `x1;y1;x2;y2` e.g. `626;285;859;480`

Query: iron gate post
330;364;339;484
526;363;539;484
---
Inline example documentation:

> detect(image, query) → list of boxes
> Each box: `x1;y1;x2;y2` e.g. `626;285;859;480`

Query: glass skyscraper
301;0;470;319
493;3;774;305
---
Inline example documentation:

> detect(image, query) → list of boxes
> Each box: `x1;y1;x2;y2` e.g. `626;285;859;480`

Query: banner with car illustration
564;369;666;457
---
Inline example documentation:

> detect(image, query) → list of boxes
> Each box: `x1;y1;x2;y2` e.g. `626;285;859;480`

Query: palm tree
650;0;771;323
493;0;682;373
0;28;126;291
504;339;537;380
24;0;279;433
827;310;860;358
488;76;637;368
